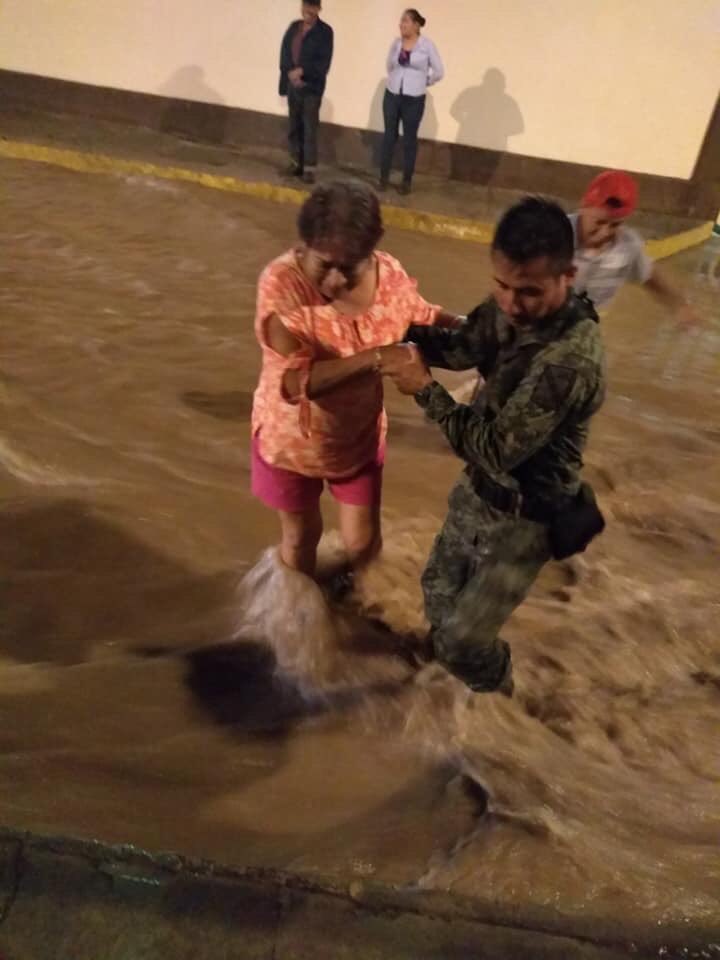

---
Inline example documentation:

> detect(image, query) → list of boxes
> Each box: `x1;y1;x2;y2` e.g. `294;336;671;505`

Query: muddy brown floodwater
1;157;719;934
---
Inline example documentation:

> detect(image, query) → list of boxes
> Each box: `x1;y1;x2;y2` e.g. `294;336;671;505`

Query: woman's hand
378;344;433;394
376;343;421;376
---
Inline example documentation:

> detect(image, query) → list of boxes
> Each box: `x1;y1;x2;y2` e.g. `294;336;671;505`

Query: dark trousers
421;475;550;693
380;89;426;184
287;86;321;170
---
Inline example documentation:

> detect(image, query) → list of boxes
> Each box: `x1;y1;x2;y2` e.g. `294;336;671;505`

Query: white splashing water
229;511;720;922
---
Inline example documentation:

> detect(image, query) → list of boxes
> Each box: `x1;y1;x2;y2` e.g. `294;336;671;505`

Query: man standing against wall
279;1;334;185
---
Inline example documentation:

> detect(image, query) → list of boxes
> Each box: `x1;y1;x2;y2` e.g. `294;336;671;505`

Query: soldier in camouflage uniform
384;197;606;695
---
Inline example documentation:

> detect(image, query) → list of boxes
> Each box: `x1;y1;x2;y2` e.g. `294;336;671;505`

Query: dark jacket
409;294;606;502
279;19;334;97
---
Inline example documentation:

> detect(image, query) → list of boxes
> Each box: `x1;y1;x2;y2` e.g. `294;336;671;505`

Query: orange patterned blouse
252;249;443;479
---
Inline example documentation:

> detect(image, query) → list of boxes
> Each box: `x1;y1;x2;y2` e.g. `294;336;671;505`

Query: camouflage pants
421;474;551;692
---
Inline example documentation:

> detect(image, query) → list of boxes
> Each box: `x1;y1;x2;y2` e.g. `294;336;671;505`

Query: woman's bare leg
278;504;323;577
338;502;382;571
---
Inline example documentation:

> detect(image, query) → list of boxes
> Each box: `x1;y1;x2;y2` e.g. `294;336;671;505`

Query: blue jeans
380;90;426;184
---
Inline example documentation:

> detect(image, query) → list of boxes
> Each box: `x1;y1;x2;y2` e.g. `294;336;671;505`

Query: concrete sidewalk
2;828;717;960
0;106;712;255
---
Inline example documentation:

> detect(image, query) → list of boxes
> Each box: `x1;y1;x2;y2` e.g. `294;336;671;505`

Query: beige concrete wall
1;0;718;179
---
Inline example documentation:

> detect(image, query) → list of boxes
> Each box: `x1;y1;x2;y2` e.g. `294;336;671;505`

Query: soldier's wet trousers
421;481;551;692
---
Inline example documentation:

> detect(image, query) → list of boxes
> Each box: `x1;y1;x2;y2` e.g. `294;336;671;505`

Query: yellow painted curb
646;220;714;261
0;137;495;245
381;205;494;244
0;138;308;207
0;137;709;255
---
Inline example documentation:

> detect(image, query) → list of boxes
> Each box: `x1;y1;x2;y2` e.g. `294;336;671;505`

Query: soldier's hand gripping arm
405;300;497;372
415;351;601;474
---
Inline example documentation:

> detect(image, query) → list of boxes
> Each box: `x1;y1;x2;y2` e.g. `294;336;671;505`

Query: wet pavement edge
0;135;711;257
0;827;718;959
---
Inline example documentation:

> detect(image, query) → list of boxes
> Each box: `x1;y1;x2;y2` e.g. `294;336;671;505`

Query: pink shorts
251;435;384;513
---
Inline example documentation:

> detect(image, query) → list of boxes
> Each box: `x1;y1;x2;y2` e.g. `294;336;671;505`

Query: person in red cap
449;170;700;405
570;170;700;324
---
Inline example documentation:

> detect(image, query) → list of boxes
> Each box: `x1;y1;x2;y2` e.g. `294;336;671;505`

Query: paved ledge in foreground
0;827;718;960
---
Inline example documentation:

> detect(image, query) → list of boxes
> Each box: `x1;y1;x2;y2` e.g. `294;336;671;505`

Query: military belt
467;467;559;524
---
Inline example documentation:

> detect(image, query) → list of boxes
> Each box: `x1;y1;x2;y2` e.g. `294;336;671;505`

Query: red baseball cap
582;170;639;218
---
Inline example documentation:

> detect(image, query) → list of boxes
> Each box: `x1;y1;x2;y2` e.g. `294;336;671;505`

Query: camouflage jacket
408;293;606;501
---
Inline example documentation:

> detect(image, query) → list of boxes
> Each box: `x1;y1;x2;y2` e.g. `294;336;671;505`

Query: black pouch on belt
548;483;605;560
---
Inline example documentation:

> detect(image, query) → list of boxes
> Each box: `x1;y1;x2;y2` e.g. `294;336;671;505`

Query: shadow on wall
449;67;524;183
451;67;524;151
157;66;228;144
421;91;439;141
362;78;388;168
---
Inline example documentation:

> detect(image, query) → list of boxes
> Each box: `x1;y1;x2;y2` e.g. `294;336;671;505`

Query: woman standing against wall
379;9;444;195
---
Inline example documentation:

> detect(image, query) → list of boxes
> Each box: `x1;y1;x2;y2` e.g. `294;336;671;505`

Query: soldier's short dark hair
298;179;384;262
492;197;574;275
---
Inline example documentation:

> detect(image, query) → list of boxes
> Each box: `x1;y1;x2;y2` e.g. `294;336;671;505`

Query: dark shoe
302;169;316;185
325;569;354;602
378;179;389;193
397;181;412;196
285;162;303;178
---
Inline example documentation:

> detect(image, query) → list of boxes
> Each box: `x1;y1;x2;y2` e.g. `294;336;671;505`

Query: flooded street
1;156;719;933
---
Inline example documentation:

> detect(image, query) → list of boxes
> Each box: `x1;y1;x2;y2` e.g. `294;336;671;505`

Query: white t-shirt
569;212;654;310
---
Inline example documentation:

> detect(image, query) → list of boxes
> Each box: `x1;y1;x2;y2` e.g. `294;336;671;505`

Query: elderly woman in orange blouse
252;179;456;578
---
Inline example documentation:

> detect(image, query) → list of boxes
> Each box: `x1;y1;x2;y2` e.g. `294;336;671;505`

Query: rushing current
1;156;718;932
